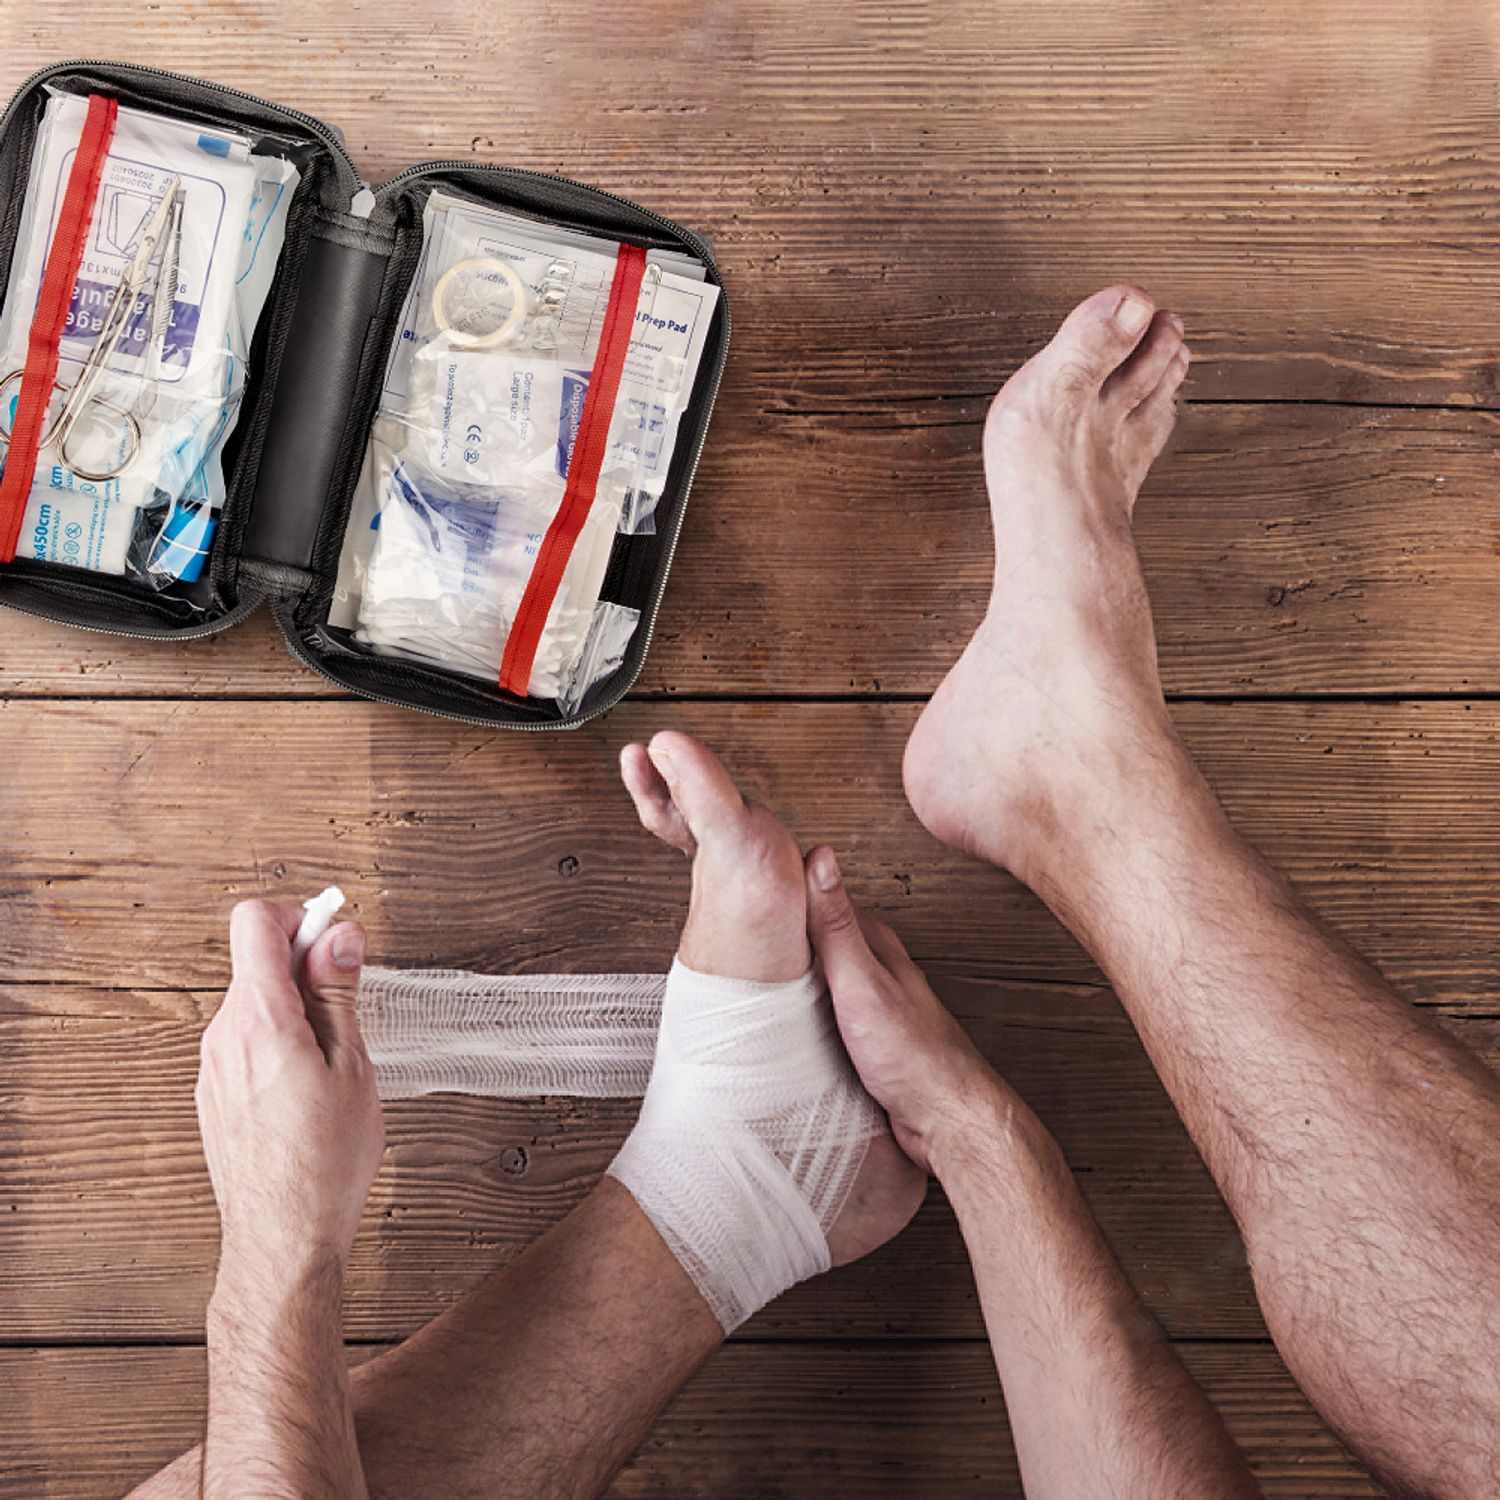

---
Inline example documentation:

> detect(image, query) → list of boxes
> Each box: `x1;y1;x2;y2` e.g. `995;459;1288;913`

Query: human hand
196;900;385;1292
804;847;1006;1177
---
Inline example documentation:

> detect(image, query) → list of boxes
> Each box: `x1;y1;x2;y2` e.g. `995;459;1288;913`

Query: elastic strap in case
498;241;647;696
0;93;118;562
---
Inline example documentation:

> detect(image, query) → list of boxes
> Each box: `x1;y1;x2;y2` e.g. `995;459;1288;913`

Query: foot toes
645;731;751;848
1102;310;1184;412
1038;284;1158;395
1128;343;1191;463
620;743;695;853
641;734;809;981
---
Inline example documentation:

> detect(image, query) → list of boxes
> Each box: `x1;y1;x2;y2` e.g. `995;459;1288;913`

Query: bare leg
131;1182;722;1500
132;741;920;1500
803;852;1259;1497
905;285;1500;1496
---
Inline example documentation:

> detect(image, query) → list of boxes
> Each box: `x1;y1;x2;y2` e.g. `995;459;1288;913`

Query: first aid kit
0;62;729;727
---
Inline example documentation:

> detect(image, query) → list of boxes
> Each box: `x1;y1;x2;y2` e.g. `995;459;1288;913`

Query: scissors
0;174;184;483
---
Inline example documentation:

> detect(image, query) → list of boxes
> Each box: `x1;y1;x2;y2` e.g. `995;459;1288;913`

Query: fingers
805;846;889;995
300;921;369;1060
227;900;306;1023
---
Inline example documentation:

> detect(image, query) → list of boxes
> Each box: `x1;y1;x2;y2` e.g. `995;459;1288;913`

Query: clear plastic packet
0;88;301;594
330;191;720;705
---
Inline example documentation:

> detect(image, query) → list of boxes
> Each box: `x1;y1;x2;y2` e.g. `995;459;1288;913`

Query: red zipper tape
0;93;119;563
499;241;648;698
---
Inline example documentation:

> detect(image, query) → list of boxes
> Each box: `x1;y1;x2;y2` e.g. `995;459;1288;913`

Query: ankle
1007;725;1207;894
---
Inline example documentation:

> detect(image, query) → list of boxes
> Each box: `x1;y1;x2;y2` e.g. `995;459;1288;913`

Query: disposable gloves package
329;193;721;712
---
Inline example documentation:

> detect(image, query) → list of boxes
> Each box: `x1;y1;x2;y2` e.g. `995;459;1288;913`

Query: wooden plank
0;700;1495;1004
0;404;1497;698
5;7;1500;407
0;1341;1377;1499
0;978;1232;1342
1;981;1492;1345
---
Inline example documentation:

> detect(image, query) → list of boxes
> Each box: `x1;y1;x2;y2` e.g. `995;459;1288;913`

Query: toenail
648;745;677;783
1167;313;1184;335
813;848;842;892
1116;294;1152;335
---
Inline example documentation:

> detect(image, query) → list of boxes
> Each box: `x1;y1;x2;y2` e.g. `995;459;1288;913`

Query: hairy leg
802;852;1258;1497
132;739;920;1500
130;1179;722;1500
905;285;1500;1496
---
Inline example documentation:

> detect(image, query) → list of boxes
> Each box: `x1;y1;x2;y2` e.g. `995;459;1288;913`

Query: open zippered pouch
0;61;729;728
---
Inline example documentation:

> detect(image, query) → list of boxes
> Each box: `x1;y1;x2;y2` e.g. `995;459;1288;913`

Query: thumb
805;846;886;1000
301;920;367;1059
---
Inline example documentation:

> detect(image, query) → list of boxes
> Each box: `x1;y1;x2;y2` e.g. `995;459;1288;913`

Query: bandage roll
432;256;528;349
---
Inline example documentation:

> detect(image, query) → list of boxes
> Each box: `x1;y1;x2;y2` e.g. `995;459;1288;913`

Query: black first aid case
0;60;729;727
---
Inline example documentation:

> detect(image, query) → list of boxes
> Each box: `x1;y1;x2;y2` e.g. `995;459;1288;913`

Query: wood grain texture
5;3;1500;410
1;980;1492;1346
0;1342;1377;1499
3;4;1498;1495
1;404;1497;698
0;699;1495;1003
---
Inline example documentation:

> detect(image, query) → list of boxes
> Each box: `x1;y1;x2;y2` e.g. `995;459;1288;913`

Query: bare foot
620;731;926;1265
903;285;1192;880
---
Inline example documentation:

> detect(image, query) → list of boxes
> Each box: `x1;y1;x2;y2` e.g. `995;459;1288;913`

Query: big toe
646;731;752;845
1034;284;1157;396
645;732;811;981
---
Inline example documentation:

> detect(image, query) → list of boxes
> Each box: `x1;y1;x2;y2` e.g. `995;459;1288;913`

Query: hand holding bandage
613;733;927;1330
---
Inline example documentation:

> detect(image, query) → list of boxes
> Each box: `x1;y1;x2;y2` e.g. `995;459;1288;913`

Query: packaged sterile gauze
0;87;298;595
331;193;721;713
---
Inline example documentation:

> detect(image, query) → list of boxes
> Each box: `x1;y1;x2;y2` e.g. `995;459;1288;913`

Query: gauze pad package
330;192;721;712
357;959;887;1332
0;88;299;593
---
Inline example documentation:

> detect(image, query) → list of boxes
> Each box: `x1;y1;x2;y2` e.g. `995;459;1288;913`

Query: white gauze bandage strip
359;966;665;1099
607;959;885;1332
354;960;887;1332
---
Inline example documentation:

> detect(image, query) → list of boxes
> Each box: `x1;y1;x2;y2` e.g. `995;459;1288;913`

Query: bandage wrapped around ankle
355;959;887;1331
607;960;885;1331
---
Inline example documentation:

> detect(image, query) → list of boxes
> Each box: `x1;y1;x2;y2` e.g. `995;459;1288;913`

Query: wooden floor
5;3;1500;1494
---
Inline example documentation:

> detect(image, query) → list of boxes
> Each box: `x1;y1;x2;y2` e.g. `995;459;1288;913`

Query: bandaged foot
614;733;926;1329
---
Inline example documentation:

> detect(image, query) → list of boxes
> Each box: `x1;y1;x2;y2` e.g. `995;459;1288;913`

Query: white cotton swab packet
292;886;346;963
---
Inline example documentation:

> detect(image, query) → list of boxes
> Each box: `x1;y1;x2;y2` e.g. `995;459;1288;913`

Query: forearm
348;1177;723;1499
935;1082;1258;1500
203;1250;366;1500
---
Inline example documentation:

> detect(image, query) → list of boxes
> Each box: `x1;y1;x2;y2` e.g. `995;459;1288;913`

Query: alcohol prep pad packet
330;192;721;709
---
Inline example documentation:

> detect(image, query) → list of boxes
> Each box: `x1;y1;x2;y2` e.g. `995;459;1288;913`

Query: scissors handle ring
0;369;142;482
